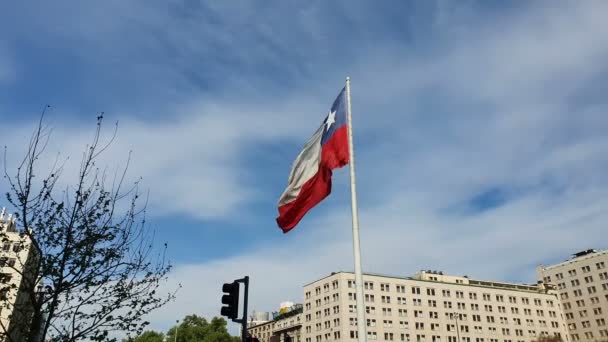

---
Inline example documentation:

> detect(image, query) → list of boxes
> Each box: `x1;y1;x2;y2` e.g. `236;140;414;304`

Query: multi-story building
249;304;303;342
303;270;568;342
537;249;608;342
0;208;39;341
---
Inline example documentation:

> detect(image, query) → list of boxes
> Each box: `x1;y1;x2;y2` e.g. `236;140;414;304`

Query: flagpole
345;76;367;342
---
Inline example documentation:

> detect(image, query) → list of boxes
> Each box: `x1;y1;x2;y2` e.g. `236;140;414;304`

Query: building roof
539;248;607;271
305;270;553;294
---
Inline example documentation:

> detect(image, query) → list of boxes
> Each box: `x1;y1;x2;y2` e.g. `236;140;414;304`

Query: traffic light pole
221;276;249;342
238;276;249;342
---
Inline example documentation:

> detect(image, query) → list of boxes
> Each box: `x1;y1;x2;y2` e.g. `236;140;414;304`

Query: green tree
165;316;239;342
124;330;165;342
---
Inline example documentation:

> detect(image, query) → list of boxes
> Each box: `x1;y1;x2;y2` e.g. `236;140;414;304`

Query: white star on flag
325;110;336;131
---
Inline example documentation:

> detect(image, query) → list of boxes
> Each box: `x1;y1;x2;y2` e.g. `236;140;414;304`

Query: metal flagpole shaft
345;76;367;342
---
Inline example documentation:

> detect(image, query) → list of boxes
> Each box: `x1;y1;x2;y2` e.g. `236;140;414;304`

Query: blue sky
1;0;608;334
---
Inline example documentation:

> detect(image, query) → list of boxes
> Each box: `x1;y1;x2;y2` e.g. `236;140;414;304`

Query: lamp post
174;320;179;342
451;312;461;342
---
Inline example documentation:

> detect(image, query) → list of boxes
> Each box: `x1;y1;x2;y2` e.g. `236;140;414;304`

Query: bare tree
1;110;176;341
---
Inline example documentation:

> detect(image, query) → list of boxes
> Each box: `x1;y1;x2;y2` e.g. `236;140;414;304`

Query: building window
412;287;421;295
0;273;12;284
427;288;436;296
381;283;390;292
364;282;374;290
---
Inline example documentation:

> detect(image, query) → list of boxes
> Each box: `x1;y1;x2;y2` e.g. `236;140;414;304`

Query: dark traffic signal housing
221;281;240;320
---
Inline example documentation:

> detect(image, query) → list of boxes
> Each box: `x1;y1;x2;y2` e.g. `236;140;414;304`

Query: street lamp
451;312;461;342
174;320;179;342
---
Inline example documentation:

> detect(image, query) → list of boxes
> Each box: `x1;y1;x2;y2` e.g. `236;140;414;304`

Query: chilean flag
276;88;349;233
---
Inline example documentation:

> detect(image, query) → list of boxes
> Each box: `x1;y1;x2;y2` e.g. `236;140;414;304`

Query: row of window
342;318;561;330
307;280;558;306
342;332;561;342
571;328;608;341
0;257;16;267
548;261;607;282
0;242;24;253
562;294;608;310
335;298;558;317
564;307;604;319
567;318;607;330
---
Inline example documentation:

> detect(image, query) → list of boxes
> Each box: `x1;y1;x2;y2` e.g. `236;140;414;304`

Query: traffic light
221;281;240;320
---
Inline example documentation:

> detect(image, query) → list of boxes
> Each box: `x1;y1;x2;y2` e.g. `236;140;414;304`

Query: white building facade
0;209;38;341
249;305;303;342
303;271;568;342
537;249;608;342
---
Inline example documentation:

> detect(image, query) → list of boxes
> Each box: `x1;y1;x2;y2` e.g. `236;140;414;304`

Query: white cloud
142;0;608;334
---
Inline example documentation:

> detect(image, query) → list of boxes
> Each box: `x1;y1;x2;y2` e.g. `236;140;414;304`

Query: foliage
1;113;176;341
128;316;239;342
125;330;165;342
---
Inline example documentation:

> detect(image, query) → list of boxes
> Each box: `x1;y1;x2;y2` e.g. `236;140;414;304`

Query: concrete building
303;271;568;342
249;311;271;328
249;304;303;342
537;249;608;342
0;208;39;341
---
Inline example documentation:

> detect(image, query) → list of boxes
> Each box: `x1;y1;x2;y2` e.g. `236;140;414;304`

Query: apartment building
537;249;608;342
303;271;568;342
0;209;39;341
249;304;303;342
